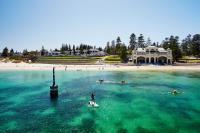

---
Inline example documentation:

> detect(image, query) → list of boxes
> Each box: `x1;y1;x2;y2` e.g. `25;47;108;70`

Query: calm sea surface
0;70;200;133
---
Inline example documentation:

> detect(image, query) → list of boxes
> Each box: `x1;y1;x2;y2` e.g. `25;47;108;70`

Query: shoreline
0;62;200;71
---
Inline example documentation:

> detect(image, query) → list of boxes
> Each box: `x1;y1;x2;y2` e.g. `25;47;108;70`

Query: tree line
1;47;14;57
1;47;39;62
1;33;200;62
104;37;127;62
60;44;102;55
40;44;103;56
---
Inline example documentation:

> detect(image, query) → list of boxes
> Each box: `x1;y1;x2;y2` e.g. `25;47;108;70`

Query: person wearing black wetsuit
91;93;95;101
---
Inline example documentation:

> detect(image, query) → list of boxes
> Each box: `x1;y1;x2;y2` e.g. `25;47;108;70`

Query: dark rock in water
50;67;58;98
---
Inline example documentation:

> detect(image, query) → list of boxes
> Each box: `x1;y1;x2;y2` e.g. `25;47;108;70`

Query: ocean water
0;70;200;133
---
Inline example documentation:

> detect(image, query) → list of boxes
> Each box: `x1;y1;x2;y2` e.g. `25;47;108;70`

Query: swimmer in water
121;80;126;84
99;79;104;84
171;89;181;95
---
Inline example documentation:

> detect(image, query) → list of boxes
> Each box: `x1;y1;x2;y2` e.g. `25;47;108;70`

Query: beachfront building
131;46;172;64
48;51;62;56
14;52;23;56
83;48;106;56
46;48;106;56
88;48;106;56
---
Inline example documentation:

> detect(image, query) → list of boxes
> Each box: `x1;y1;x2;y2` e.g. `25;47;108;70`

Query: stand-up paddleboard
88;101;99;107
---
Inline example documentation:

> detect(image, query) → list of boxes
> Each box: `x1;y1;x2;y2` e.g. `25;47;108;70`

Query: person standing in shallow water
91;93;95;101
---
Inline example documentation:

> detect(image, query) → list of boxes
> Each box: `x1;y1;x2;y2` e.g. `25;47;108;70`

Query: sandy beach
0;62;200;71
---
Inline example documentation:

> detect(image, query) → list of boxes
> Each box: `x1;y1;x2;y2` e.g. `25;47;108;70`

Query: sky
0;0;200;52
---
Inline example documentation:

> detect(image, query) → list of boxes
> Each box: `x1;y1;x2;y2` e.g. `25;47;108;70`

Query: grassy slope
37;55;122;64
179;56;200;63
104;55;121;64
37;56;103;64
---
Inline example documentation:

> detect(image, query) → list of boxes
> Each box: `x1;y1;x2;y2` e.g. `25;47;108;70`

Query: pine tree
10;49;14;57
2;47;9;57
73;45;76;55
111;40;116;55
191;34;200;57
65;44;68;51
138;34;145;48
116;36;122;55
120;44;128;63
181;35;192;56
41;46;45;56
60;44;65;54
98;47;102;51
80;44;84;54
67;44;71;55
162;37;170;49
129;33;137;50
116;36;121;44
105;41;111;54
162;36;182;61
23;49;28;56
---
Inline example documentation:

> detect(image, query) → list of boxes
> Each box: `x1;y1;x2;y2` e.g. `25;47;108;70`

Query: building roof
158;48;167;52
51;51;61;53
146;46;157;48
146;46;158;50
135;46;170;53
89;48;99;52
137;48;145;52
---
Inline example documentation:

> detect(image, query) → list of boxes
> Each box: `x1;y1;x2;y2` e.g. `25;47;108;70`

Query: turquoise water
0;70;200;133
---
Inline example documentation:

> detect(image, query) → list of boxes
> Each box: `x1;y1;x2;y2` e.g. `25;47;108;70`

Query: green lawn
179;56;200;63
36;55;123;64
39;56;103;59
37;56;103;64
103;55;121;64
104;55;121;61
179;59;200;63
1;55;124;64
